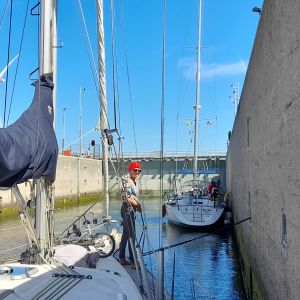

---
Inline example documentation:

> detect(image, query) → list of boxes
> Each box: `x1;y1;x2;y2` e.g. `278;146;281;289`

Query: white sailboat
0;1;154;299
165;0;225;228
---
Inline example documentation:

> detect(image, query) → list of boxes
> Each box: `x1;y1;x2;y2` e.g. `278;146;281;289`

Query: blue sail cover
0;74;58;188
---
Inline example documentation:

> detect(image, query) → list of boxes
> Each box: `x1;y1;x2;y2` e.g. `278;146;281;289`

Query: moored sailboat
165;0;225;228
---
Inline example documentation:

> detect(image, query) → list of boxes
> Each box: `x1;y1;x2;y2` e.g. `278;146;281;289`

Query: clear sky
0;0;263;156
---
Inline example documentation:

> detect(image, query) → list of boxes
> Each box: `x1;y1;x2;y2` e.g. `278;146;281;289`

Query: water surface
0;198;246;299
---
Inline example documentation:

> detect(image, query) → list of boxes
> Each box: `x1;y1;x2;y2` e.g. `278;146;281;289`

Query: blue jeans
119;203;136;262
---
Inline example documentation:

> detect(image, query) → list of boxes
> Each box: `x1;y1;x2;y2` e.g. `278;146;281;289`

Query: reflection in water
0;197;245;299
160;225;245;299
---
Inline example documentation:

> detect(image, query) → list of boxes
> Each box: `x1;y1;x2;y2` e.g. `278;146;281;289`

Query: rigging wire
120;0;138;156
77;0;119;177
62;127;100;151
77;0;122;174
108;0;125;175
109;2;156;273
138;204;156;279
109;0;118;130
6;0;30;126
175;5;195;119
112;2;122;173
212;47;218;158
76;0;137;178
113;0;155;268
80;1;114;132
0;0;9;29
114;28;123;179
76;0;100;96
101;23;123;180
79;1;131;203
159;0;167;250
97;2;149;272
0;244;27;255
143;217;252;256
175;6;197;173
111;1;143;216
3;0;13;127
76;2;153;276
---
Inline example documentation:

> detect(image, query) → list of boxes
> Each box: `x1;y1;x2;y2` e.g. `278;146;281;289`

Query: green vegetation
140;190;154;198
0;207;19;219
55;193;104;209
0;193;104;220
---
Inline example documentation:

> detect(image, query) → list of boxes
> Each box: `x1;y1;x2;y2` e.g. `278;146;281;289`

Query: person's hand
136;203;142;212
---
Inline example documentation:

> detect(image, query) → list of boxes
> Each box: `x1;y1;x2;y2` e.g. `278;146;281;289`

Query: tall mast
36;0;57;259
193;0;202;175
96;0;109;217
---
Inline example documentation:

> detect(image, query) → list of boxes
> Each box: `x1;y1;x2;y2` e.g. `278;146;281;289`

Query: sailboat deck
121;264;160;300
112;251;166;300
0;260;147;300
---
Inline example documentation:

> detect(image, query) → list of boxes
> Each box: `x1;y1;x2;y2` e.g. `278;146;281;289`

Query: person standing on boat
208;180;217;194
208;180;218;205
119;161;142;268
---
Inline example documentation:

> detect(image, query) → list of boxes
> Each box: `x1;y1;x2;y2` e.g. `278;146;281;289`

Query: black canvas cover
0;73;58;187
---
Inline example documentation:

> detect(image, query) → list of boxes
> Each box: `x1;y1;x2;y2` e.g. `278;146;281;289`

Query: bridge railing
59;145;227;160
120;151;227;158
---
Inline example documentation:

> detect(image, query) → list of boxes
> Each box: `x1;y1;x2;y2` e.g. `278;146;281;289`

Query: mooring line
0;225;22;231
143;217;251;256
0;244;26;254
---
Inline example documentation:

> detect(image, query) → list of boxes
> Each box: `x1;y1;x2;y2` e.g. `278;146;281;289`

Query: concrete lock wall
0;155;225;212
108;158;226;197
226;1;300;299
0;185;32;213
0;156;103;213
55;156;102;198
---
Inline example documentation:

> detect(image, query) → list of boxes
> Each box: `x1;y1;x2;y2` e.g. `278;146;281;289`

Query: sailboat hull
166;198;224;228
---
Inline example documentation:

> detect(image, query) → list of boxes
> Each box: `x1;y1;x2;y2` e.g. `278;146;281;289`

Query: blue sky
0;0;263;155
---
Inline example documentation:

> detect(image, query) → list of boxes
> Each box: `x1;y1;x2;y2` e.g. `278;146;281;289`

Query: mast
193;0;202;175
96;0;110;217
35;0;57;260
